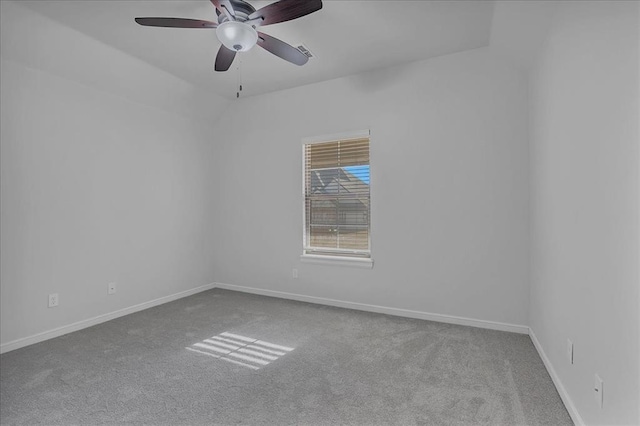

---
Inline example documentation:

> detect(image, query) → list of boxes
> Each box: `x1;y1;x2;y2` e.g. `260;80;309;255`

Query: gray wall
0;2;221;345
210;47;531;327
529;1;639;424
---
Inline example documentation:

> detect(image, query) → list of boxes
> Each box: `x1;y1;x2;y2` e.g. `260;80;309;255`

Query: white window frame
300;129;373;269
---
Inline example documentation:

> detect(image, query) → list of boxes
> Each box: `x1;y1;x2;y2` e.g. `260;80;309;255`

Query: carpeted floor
0;288;572;425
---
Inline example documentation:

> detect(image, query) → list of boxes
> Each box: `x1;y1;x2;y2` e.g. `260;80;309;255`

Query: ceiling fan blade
210;0;236;20
215;45;237;71
248;0;322;27
135;17;218;29
257;32;308;66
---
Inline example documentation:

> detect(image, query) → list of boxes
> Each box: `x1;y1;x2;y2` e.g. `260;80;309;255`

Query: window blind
304;137;370;258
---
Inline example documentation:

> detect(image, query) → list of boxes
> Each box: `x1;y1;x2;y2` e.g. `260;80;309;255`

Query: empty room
0;0;638;425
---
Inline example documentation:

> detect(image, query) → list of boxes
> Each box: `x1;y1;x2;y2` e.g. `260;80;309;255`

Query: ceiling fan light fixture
216;21;258;52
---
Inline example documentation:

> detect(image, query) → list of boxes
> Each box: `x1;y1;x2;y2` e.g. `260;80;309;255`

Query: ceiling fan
135;0;322;72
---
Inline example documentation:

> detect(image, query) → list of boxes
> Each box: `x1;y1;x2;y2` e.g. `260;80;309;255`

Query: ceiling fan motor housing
216;0;256;23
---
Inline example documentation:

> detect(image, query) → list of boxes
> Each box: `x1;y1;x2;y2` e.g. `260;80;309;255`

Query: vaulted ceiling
18;0;495;99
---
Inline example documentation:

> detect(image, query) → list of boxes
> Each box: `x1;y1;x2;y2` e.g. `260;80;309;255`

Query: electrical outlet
292;269;298;279
594;374;603;408
567;339;574;364
48;293;59;308
108;282;117;295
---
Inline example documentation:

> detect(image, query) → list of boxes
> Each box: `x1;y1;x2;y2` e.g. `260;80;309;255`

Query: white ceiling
19;0;495;99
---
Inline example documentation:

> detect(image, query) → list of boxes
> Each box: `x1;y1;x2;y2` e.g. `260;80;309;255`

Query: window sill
300;254;374;269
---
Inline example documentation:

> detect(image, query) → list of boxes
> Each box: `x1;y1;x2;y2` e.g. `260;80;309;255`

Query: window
302;132;371;266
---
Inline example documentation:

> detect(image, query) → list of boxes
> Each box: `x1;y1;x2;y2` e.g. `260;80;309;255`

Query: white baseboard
213;282;529;334
0;283;215;354
529;328;584;426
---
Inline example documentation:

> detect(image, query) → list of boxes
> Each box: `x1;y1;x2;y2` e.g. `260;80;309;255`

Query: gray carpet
0;288;572;425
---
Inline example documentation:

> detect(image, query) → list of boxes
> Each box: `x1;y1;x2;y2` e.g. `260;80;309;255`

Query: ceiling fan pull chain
236;58;244;99
236;59;241;98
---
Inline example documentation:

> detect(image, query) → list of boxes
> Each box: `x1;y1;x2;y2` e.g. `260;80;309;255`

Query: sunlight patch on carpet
186;332;294;370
